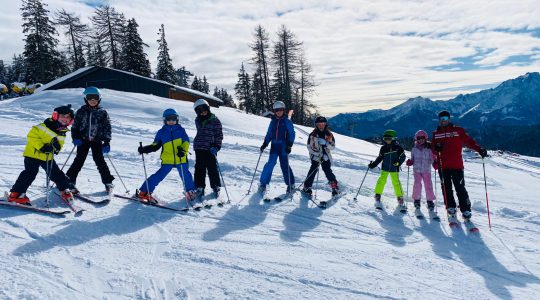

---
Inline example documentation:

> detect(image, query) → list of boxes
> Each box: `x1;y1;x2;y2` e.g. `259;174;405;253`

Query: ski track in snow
1;89;539;299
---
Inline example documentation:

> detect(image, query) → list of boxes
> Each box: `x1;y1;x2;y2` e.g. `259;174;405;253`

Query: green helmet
383;129;397;139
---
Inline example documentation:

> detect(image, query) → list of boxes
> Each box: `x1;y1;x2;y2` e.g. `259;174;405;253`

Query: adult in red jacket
432;110;487;220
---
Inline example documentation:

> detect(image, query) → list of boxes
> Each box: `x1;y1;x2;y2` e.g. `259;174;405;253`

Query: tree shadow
13;201;177;256
419;222;540;299
280;196;323;242
202;193;275;242
368;207;413;247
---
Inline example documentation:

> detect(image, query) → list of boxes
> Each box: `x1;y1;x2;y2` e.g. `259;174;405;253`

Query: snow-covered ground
1;89;539;299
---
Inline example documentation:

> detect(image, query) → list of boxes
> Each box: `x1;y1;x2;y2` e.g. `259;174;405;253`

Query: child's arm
371;147;384;167
27;126;47;152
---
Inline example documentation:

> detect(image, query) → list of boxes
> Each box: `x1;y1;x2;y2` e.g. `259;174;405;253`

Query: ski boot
447;207;457;218
413;199;421;209
397;196;407;212
69;182;80;195
137;191;157;204
61;189;75;202
427;200;435;212
330;181;339;196
301;187;313;197
194;187;205;199
8;192;31;206
374;194;383;209
286;185;295;195
212;187;220;198
105;183;114;194
462;210;472;221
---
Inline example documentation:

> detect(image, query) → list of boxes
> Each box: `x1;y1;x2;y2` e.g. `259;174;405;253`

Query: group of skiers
5;87;488;222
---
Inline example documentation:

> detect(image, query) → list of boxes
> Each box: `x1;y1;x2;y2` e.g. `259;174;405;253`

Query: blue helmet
83;86;101;104
162;108;178;118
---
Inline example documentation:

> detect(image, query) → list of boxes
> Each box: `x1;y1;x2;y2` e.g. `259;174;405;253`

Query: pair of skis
114;193;225;212
375;200;441;221
449;216;479;233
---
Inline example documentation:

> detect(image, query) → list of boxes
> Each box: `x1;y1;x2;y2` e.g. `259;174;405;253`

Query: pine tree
250;25;272;109
5;54;26;83
118;18;151;76
296;53;317;125
191;76;200;91
54;9;89;71
272;25;302;112
21;0;63;83
201;76;210;93
91;5;126;69
234;63;253;113
0;60;6;84
176;66;193;87
213;87;236;108
155;24;178;84
94;42;106;67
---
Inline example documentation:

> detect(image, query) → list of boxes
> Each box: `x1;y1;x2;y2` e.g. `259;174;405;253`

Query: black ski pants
303;159;337;189
194;149;221;189
438;168;471;212
66;140;114;185
11;157;70;193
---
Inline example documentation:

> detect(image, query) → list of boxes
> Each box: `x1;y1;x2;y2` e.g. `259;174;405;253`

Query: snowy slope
0;89;539;299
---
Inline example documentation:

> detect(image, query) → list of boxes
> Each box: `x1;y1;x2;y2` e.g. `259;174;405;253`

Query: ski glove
260;142;268;153
286;145;292;154
210;147;219;157
406;159;413;166
317;138;327;146
435;143;444;152
102;141;110;154
73;139;83;147
432;162;439;170
40;144;54;154
479;148;488;158
138;145;151;155
368;162;376;169
177;146;186;158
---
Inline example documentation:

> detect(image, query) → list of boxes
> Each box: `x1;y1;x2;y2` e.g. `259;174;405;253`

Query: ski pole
59;145;76;171
247;150;263;195
45;152;52;209
438;152;450;217
214;154;231;203
313;164;320;202
139;142;150;196
406;166;410;200
294;161;321;192
482;158;492;230
353;162;371;201
286;152;294;199
434;168;438;213
106;154;129;194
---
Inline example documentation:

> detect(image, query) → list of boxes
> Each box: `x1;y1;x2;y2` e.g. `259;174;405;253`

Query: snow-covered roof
37;66;222;104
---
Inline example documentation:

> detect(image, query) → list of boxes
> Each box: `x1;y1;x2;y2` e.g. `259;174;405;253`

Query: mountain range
329;72;540;156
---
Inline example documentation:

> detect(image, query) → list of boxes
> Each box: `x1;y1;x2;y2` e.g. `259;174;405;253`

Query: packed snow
0;89;539;299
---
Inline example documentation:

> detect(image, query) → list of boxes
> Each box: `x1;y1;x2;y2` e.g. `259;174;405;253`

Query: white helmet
273;101;285;110
193;99;209;111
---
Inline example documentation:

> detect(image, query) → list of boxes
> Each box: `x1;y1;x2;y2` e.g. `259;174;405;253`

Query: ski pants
303;159;337;189
412;171;436;201
374;171;403;197
438;168;471;212
139;163;195;193
11;157;71;193
194;150;221;189
260;144;295;186
66;140;114;185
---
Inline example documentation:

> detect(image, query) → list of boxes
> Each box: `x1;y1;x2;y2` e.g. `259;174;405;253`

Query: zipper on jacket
275;118;281;141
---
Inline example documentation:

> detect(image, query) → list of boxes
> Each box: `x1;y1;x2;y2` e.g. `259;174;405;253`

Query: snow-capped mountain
330;72;540;155
1;89;539;299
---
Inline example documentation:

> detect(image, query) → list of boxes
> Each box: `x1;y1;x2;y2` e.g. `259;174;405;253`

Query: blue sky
1;0;540;116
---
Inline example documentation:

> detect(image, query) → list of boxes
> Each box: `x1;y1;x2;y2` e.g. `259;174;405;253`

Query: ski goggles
195;105;208;114
85;94;100;101
439;116;450;121
383;136;394;141
164;115;178;122
274;108;285;112
416;136;426;140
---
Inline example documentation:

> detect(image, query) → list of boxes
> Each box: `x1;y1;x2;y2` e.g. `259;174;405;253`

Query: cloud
1;0;539;116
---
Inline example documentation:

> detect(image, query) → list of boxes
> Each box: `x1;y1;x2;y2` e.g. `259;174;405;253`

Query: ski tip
74;210;85;217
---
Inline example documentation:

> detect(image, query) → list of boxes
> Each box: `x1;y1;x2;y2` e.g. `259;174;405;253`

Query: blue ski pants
260;144;295;186
139;163;195;193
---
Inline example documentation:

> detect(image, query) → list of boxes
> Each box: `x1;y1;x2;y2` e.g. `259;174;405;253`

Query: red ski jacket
432;123;481;170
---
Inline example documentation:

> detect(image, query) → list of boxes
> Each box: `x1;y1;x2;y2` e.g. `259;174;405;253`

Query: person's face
439;116;450;126
274;108;284;117
316;122;326;131
164;115;178;125
86;94;100;107
58;113;72;126
416;136;426;144
195;105;209;116
383;137;393;144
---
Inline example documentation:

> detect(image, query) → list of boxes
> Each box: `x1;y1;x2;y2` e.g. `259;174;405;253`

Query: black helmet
54;104;75;119
438;110;451;118
315;116;327;124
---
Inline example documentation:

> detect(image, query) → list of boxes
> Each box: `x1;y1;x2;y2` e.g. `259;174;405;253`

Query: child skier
405;130;437;211
259;101;295;196
66;87;115;194
301;116;339;197
192;99;223;199
8;105;75;205
136;108;196;203
368;129;406;209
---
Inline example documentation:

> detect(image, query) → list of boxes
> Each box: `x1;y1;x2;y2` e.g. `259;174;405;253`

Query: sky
1;0;540;116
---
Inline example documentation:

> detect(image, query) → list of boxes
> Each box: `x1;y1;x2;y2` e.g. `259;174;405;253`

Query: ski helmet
415;130;428;140
83;86;101;104
438;110;450;119
162;108;179;124
272;101;286;110
383;129;397;140
193;99;210;113
315;116;327;124
52;104;75;126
